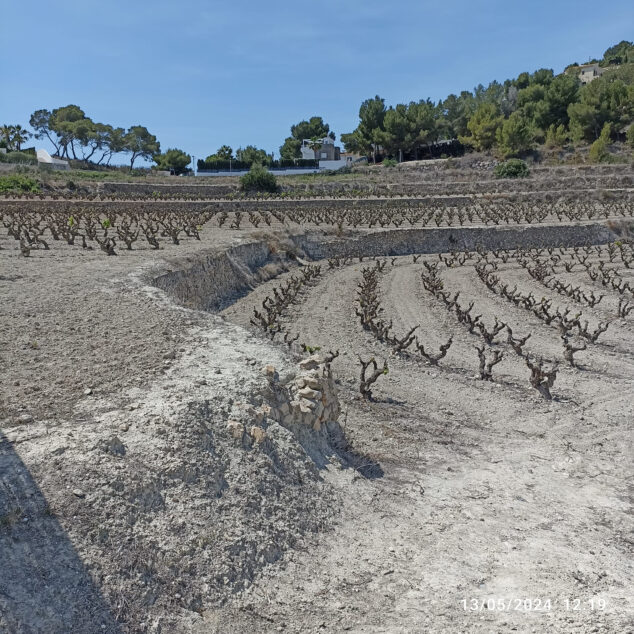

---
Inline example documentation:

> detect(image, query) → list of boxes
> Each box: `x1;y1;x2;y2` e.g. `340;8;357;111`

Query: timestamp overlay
408;585;634;633
460;597;608;613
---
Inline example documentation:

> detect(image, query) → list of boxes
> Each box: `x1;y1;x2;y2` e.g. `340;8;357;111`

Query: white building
578;63;606;84
300;137;341;161
36;149;70;170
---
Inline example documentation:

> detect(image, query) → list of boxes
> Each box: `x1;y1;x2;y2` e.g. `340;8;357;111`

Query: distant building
300;137;341;161
341;151;364;164
577;63;606;84
36;149;70;170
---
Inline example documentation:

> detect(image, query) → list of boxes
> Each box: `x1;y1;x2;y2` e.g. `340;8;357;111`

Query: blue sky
2;0;632;164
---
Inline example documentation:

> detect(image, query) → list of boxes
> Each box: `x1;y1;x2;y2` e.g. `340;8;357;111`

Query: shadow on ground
0;430;120;634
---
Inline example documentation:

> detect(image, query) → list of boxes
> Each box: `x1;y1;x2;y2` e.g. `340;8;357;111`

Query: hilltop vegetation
341;40;634;161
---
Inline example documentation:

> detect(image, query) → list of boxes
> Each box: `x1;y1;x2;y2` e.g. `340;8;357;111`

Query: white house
578;63;606;84
300;137;341;161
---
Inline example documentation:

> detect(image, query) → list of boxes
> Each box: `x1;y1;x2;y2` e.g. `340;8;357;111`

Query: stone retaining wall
282;175;632;198
101;182;237;197
298;223;618;260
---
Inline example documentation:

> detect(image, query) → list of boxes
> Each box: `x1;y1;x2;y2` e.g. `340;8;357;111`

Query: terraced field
1;162;633;633
220;245;634;631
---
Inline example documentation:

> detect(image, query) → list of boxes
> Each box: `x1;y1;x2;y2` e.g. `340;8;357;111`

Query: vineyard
1;162;633;633
2;192;633;259
223;240;633;409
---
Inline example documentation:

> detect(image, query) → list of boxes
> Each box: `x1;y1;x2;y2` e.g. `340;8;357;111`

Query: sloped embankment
152;223;617;314
1;324;348;632
152;239;295;311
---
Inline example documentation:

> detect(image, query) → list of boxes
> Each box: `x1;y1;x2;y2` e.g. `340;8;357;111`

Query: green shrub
545;124;568;148
0;174;40;193
494;158;530;178
153;148;191;174
495;111;534;158
382;158;397;167
0;151;38;165
240;164;278;193
589;123;613;163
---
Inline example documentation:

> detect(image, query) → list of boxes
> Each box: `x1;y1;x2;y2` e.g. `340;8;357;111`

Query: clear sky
1;0;632;164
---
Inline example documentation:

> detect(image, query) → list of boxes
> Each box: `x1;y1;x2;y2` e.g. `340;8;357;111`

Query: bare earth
1;217;633;633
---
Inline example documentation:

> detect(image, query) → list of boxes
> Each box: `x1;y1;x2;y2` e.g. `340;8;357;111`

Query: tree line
28;106;163;168
341;40;634;162
0;106;191;173
206;41;633;168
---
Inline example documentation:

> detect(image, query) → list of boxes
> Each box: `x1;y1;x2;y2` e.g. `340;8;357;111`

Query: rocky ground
1;214;633;633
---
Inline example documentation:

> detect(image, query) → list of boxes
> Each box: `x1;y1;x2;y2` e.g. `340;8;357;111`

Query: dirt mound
1;300;345;632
